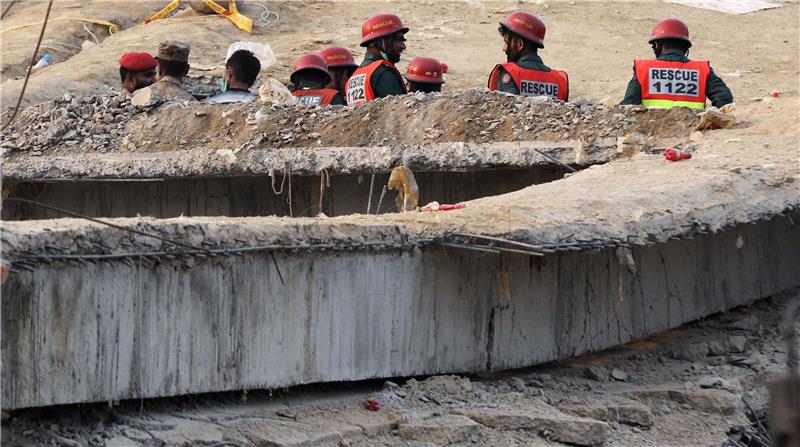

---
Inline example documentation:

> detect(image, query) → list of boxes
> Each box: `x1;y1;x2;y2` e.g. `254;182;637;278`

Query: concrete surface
2;215;798;409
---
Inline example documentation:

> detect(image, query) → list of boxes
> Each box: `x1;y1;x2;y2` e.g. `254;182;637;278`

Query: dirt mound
1;89;697;158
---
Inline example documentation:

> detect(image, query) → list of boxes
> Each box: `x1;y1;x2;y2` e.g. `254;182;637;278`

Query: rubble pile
1;89;697;157
0;93;162;155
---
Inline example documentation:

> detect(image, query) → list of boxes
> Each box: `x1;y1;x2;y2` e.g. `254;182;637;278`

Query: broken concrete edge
0;140;626;181
2;207;798;266
451;408;612;447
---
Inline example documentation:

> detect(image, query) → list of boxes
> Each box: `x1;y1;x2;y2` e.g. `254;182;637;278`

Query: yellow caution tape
1;16;120;34
203;0;252;33
144;0;181;24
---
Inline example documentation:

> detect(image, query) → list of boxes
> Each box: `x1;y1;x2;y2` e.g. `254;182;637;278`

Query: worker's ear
223;66;232;82
123;73;135;90
514;36;525;53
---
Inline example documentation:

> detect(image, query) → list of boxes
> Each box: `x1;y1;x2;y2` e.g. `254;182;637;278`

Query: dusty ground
2;289;796;447
1;0;798;106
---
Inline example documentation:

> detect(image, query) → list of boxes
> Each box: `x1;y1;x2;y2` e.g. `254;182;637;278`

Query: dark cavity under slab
2;167;567;220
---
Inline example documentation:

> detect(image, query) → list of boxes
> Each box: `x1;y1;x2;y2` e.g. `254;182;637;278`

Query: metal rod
3;198;210;253
366;173;376;214
534;149;578;173
452;232;545;252
440;242;500;255
375;185;388;215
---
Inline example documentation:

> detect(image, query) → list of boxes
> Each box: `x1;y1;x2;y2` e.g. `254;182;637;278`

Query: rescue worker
149;40;196;101
319;47;358;102
207;49;261;104
289;54;345;105
346;13;408;104
620;18;732;109
488;11;569;101
119;52;158;95
404;56;445;93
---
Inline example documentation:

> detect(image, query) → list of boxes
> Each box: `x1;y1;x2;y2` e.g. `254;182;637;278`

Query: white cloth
662;0;782;15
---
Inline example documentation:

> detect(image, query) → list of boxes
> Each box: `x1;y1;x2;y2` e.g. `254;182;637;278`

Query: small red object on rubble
421;202;466;212
663;148;692;161
772;91;780;97
364;399;381;411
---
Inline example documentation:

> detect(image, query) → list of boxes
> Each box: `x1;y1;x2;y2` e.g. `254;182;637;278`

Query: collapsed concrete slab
1;213;797;410
3;139;798;410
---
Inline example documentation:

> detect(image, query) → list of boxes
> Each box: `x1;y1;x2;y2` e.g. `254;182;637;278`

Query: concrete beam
3;215;798;409
2;141;613;181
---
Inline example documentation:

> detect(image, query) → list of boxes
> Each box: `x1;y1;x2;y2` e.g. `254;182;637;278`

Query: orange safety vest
292;88;340;106
488;62;569;101
634;59;710;109
345;60;407;105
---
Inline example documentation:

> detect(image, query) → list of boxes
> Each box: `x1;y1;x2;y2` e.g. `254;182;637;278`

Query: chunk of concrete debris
557;399;654;428
452;408;611;446
628;388;740;415
105;437;139;447
669;341;709;361
583;365;610;382
236;418;362;447
147;416;224;446
415;375;473;394
610;368;628;382
398;415;480;445
708;335;747;356
509;377;527;392
696;376;736;392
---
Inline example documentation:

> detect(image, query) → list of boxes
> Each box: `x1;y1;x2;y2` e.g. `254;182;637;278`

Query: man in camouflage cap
148;40;196;101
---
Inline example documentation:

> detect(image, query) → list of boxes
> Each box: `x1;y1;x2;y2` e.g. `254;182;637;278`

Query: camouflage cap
157;40;190;63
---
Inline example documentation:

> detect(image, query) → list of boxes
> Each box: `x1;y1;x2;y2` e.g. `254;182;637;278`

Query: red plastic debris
364;399;381;411
772;91;780;97
663;148;692;161
441;63;448;74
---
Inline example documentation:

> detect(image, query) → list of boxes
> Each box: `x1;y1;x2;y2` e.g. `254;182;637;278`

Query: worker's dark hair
409;81;441;93
226;50;261;87
329;66;357;84
157;58;190;78
498;26;537;51
292;68;329;86
657;38;691;52
119;66;129;83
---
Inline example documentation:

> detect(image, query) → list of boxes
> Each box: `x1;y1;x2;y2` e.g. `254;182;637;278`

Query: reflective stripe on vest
291;88;339;105
635;59;710;109
488;63;569;101
345;60;406;105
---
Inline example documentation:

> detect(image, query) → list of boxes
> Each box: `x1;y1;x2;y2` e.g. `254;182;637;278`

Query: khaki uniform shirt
148;76;196;101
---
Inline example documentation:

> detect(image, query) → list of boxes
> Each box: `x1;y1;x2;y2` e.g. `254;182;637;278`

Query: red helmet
290;54;331;85
360;13;409;47
405;56;445;85
318;47;358;69
499;11;546;48
649;18;692;47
